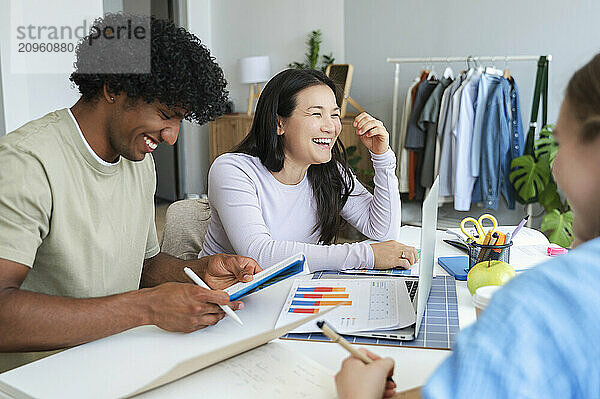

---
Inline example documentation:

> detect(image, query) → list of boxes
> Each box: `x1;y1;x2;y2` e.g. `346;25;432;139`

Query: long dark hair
234;69;355;244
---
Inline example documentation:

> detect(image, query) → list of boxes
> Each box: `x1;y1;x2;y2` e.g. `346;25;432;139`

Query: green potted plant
288;30;335;73
509;124;573;247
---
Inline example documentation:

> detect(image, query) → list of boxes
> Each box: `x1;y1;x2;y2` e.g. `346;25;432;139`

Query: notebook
225;253;306;301
135;343;335;399
126;308;335;397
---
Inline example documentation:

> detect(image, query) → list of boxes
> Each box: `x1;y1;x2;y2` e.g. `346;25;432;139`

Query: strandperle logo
10;10;151;74
15;19;147;45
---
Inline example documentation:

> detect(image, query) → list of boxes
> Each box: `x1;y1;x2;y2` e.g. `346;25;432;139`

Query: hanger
443;57;454;79
465;56;478;78
427;57;438;80
475;57;484;74
459;56;469;75
422;59;430;76
463;56;475;78
485;56;503;76
503;56;512;80
466;56;474;70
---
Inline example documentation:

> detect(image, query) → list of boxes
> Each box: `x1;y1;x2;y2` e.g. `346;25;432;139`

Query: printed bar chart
289;285;352;314
296;287;346;292
290;300;352;306
288;308;321;314
294;293;349;299
276;278;407;334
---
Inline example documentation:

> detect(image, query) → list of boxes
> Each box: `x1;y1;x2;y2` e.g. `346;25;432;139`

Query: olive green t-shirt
0;108;160;372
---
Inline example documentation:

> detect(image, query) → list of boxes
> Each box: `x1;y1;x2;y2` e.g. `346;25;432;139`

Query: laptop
351;176;439;341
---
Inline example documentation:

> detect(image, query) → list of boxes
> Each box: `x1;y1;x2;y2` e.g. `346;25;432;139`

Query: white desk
0;226;475;399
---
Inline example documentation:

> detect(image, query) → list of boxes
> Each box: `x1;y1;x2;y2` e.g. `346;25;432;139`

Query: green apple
467;260;516;295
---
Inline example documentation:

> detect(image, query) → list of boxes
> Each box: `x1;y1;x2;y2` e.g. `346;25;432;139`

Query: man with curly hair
0;14;260;372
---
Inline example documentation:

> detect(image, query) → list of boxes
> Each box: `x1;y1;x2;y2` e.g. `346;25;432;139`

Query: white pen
183;267;244;326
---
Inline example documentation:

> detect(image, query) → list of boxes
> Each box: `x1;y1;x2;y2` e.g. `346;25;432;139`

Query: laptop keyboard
405;279;419;302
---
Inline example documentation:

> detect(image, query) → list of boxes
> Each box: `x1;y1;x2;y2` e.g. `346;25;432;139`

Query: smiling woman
273;85;344;184
200;69;418;272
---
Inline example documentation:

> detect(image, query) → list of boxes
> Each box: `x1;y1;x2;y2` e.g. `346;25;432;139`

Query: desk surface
0;226;474;399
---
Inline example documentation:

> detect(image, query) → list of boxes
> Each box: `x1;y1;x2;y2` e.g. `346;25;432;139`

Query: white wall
0;0;102;135
344;0;600;133
179;0;212;196
209;0;345;112
182;0;345;194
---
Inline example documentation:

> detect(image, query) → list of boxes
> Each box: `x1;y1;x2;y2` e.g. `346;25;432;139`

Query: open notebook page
137;341;336;399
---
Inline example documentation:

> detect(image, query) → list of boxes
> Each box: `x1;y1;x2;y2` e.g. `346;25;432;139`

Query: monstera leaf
510;123;573;248
541;209;574;247
538;181;562;212
534;124;558;167
509;155;550;204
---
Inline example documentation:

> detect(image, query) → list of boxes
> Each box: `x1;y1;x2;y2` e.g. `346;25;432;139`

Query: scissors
460;214;498;244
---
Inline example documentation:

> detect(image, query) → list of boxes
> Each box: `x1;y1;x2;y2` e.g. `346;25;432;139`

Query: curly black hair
70;13;228;124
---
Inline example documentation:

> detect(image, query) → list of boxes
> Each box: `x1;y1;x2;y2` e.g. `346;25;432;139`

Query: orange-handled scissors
460;214;498;244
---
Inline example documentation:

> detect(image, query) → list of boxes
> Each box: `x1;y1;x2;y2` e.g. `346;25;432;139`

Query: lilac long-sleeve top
200;148;400;272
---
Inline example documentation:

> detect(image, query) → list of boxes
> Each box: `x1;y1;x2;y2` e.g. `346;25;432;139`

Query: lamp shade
239;56;271;84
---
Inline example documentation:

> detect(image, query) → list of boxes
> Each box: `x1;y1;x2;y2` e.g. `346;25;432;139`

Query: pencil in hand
317;320;395;384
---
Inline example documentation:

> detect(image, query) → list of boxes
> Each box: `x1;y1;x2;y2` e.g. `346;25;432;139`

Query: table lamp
239;55;271;115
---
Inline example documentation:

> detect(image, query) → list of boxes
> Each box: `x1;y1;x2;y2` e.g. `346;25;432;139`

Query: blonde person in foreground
335;54;600;398
201;69;418;272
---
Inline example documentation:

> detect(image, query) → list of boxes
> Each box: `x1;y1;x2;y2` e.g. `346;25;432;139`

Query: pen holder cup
467;241;513;271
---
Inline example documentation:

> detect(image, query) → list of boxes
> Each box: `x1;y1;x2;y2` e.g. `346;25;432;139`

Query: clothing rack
387;54;552;224
387;55;552;140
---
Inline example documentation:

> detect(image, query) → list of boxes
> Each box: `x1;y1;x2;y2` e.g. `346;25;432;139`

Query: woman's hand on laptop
370;241;419;270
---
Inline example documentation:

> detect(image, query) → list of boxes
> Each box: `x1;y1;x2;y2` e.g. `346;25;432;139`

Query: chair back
160;199;211;260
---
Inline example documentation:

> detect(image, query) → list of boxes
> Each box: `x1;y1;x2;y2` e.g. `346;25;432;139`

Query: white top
201;149;401;272
66;108;121;167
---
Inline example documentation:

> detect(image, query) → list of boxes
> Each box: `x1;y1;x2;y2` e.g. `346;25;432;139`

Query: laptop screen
414;177;439;337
